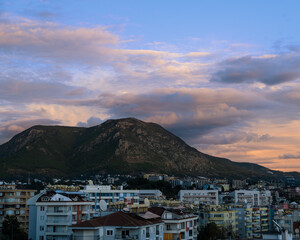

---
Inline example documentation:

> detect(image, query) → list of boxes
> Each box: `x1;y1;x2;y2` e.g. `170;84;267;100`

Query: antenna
99;200;108;211
144;198;150;207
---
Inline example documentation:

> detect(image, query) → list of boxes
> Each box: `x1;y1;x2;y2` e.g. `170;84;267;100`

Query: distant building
232;180;247;189
70;211;164;240
233;190;272;206
149;207;198;240
82;185;139;213
198;205;238;236
179;190;219;205
139;190;164;202
0;184;36;232
27;190;93;240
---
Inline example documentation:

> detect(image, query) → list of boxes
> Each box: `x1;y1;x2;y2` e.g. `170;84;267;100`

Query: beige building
0;184;36;232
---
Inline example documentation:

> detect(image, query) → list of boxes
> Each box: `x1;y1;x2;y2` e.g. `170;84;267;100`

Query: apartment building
82;185;139;213
233;190;271;206
274;209;300;238
149;207;198;240
178;190;218;205
139;189;163;202
0;184;36;232
244;207;270;239
27;190;93;240
198;205;238;235
70;210;164;240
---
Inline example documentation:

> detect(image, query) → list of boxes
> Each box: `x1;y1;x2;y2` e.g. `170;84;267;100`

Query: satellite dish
144;198;150;207
295;229;299;234
99;200;107;211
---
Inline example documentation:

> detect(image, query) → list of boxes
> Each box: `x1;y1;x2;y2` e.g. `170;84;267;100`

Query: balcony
115;234;139;240
45;230;70;236
46;210;70;215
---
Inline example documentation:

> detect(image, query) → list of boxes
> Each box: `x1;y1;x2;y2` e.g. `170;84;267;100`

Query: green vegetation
197;223;236;240
1;215;27;240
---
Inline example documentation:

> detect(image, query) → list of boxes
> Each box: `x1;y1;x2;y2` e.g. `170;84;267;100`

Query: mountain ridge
0;117;299;182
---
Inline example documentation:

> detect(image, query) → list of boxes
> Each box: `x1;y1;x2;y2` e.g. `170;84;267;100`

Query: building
198;205;238;236
70;210;164;240
149;207;198;240
27;190;93;240
179;190;218;205
244;206;270;239
139;190;164;202
273;209;300;239
232;180;247;189
0;184;36;232
82;185;139;213
233;190;271;206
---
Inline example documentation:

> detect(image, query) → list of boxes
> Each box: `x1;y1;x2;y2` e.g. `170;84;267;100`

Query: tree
198;222;223;240
1;215;27;240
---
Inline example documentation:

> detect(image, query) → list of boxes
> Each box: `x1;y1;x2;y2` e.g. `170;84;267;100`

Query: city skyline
1;1;300;172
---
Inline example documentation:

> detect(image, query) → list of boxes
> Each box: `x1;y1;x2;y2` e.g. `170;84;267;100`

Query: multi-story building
139;190;163;202
149;207;198;240
27;190;93;240
274;209;300;238
233;190;271;206
179;190;218;205
198;205;238;236
244;206;270;239
232;180;247;189
0;184;36;232
70;210;164;240
82;185;139;213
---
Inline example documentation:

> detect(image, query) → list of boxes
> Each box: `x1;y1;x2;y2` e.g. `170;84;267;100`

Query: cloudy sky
1;0;300;172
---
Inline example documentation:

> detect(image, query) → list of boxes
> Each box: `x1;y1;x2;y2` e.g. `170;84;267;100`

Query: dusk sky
1;0;300;172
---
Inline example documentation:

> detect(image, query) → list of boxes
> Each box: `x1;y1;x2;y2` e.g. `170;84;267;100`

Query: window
39;236;44;240
40;206;45;211
122;230;129;238
40;226;44;231
106;230;113;236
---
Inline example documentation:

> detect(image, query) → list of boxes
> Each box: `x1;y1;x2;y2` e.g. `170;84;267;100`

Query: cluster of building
0;177;300;239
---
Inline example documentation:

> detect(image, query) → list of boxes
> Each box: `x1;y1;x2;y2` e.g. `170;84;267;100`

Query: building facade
179;190;218;205
83;185;139;213
0;184;36;232
27;190;93;240
149;207;198;240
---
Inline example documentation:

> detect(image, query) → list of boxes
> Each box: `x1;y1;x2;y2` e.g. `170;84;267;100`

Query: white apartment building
233;190;271;206
149;207;198;240
27;190;93;240
82;185;139;213
178;190;219;205
139;189;163;202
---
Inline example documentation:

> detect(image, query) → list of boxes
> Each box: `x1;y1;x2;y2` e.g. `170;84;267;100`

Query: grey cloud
195;132;272;145
0;80;88;103
77;117;103;127
70;89;255;142
211;53;300;85
279;153;300;159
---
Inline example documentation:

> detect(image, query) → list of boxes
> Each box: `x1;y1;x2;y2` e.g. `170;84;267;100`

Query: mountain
0;118;299;182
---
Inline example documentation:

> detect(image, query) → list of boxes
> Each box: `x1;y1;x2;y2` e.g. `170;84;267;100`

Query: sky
1;0;300;172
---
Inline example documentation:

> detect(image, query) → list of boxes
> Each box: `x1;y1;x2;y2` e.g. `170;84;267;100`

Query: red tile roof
71;211;162;228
